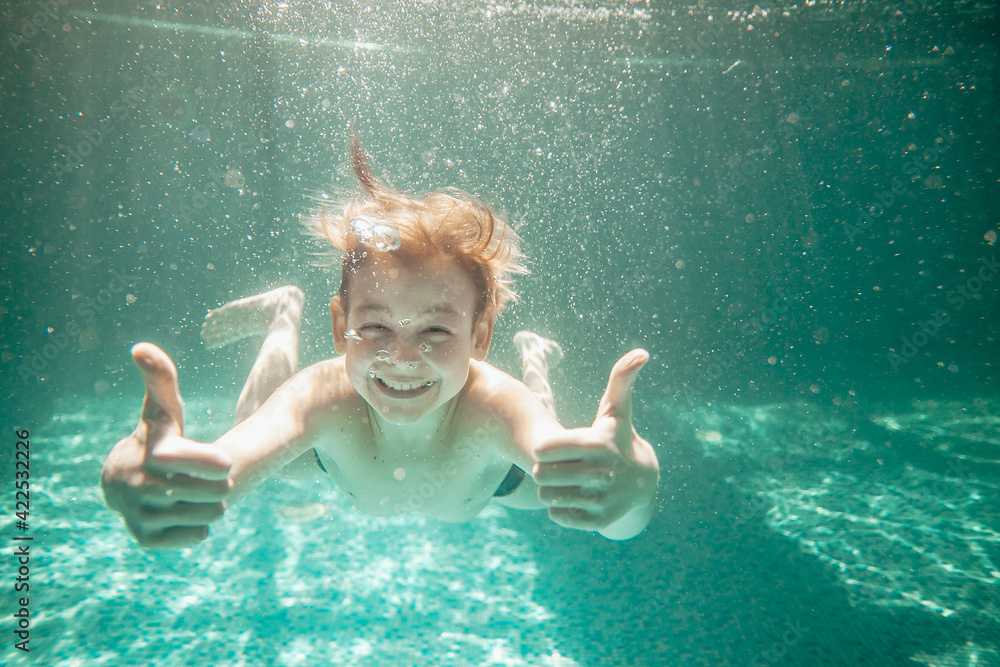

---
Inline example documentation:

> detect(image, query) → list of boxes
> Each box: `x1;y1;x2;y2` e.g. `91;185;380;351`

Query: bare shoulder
463;359;527;407
261;356;360;423
462;359;559;415
461;360;562;464
285;356;351;392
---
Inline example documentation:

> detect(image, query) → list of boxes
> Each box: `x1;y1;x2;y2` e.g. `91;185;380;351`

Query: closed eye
424;327;452;334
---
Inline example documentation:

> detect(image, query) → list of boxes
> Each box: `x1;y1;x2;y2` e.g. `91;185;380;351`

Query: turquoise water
2;1;999;665
3;396;999;665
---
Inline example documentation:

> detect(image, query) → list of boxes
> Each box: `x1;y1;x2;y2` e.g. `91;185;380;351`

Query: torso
304;360;518;521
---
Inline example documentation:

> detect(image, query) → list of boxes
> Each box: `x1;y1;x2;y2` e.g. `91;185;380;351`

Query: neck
368;398;456;456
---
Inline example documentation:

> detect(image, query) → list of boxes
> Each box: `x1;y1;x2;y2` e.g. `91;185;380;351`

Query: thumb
595;348;649;424
132;342;185;441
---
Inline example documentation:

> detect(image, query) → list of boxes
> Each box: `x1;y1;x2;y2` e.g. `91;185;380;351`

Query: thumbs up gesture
533;349;659;540
100;343;233;549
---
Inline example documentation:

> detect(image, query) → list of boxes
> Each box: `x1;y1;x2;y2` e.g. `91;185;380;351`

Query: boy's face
330;254;493;425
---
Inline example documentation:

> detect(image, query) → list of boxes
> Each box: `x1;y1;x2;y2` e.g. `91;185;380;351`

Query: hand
101;343;233;549
533;349;658;539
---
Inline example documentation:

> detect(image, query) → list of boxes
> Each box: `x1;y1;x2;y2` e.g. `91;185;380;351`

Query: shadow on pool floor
514;399;1000;666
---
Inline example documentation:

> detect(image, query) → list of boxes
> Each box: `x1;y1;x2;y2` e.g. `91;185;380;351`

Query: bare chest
314;421;511;521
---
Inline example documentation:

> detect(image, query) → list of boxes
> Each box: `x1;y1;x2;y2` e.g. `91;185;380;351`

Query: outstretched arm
215;366;331;504
101;343;320;549
101;343;233;549
489;350;659;539
533;350;659;540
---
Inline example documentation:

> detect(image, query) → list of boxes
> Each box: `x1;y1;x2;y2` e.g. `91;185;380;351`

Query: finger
595;348;648;424
548;506;600;530
533;461;615;486
146;436;233;481
538;486;606;512
132;342;185;439
534;431;608;463
136;501;227;531
137;473;233;505
137;525;211;550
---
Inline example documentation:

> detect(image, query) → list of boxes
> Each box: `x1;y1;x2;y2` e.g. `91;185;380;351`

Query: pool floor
2;396;998;666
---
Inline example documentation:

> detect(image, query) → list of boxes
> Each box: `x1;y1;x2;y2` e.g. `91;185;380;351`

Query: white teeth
376;376;433;392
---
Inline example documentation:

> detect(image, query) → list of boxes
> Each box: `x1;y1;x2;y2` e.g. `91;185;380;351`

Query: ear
472;312;495;361
331;296;349;355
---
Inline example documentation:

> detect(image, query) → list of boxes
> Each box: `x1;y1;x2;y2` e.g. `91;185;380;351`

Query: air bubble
399;318;411;326
419;342;432;353
344;329;363;341
401;361;420;370
348;215;401;252
368;370;377;379
375;349;391;361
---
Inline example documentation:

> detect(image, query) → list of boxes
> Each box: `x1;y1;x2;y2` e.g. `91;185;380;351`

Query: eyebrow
353;301;463;318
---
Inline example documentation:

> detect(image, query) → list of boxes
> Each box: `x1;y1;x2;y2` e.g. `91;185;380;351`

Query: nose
386;332;422;369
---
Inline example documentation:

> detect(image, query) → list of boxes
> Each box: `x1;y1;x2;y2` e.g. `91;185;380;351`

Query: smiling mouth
371;374;435;396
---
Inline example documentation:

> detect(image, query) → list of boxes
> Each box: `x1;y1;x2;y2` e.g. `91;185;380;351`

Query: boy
100;139;659;548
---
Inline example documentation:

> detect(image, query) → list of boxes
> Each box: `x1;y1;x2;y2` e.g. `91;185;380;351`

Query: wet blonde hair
307;136;527;323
